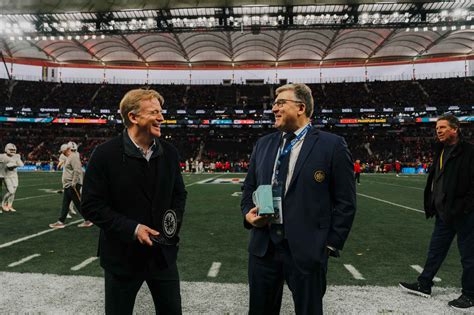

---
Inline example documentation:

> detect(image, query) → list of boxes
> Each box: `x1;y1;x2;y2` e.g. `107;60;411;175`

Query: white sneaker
49;221;66;229
66;213;72;219
77;221;93;228
9;207;16;212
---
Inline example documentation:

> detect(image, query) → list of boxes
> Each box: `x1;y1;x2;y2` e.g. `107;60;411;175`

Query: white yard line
364;180;424;191
8;254;41;267
3;175;232;253
343;264;365;280
410;265;441;282
13;194;59;202
357;193;424;214
369;176;427;182
0;176;223;251
19;183;60;188
71;257;98;271
0;219;84;249
207;262;222;278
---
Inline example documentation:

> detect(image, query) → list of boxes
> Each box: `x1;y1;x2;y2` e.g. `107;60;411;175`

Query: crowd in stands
1;76;473;110
1;123;472;173
0;76;472;173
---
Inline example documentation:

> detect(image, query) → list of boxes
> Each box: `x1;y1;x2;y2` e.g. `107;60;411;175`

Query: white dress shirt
272;124;310;194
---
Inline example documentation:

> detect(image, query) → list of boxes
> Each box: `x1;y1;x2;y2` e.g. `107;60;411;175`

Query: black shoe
399;281;431;298
448;294;474;309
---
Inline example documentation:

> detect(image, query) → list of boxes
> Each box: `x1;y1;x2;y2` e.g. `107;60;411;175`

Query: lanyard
279;124;311;161
273;124;311;184
439;149;444;170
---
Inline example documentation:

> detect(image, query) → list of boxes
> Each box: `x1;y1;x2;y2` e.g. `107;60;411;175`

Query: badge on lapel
314;170;326;183
163;209;178;238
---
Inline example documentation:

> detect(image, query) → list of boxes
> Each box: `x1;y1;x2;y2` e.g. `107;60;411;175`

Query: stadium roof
0;0;472;68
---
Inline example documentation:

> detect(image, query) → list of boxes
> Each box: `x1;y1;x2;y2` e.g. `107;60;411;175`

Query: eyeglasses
272;99;305;108
135;109;163;117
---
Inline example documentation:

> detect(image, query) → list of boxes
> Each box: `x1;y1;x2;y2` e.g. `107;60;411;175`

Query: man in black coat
400;114;474;310
81;89;187;314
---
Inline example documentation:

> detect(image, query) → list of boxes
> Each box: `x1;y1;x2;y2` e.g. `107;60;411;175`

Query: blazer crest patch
314;170;325;183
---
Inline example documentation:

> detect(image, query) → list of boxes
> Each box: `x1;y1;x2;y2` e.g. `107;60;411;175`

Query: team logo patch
162;209;178;238
314;170;325;183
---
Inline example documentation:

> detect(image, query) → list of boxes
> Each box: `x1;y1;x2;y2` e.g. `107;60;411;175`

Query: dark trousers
354;173;360;184
248;240;327;315
59;184;82;223
418;213;474;297
104;263;182;315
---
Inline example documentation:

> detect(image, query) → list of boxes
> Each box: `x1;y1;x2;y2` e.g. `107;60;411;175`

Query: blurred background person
354;159;362;185
0;143;24;212
49;142;92;228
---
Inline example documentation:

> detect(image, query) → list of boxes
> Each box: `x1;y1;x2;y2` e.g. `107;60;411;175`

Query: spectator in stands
400;114;474;310
81;89;187;314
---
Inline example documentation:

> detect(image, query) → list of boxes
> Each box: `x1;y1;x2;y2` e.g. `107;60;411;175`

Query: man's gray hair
275;83;314;118
437;114;460;130
437;114;462;138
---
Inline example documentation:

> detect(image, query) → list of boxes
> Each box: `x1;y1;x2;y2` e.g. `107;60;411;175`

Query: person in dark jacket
399;114;474;310
81;88;187;315
241;83;356;314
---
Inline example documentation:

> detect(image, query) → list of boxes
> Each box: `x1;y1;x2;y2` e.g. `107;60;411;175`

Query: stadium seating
1;77;473;110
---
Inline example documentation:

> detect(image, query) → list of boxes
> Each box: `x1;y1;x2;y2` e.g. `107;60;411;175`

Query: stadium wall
1;59;471;85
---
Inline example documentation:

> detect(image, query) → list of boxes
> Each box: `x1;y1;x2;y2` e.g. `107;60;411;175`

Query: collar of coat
122;129;164;160
434;139;466;159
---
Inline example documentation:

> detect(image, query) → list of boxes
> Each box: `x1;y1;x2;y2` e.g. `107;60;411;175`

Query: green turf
0;172;463;287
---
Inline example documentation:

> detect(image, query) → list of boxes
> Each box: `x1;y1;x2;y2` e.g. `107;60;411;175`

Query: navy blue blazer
241;126;356;273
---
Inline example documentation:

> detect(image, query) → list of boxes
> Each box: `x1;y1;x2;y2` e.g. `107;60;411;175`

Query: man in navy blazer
241;83;356;314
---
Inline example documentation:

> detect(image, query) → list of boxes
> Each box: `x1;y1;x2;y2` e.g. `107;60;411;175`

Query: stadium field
0;172;466;313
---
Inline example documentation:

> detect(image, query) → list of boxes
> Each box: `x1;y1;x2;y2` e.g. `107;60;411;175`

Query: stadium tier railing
3;70;473;85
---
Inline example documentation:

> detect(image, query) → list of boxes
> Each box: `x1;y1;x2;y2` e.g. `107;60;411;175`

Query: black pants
248;240;327;315
354;173;360;183
104;263;182;315
418;213;474;298
58;184;81;223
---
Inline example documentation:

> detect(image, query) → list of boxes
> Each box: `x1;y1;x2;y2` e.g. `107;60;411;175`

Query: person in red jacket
354;159;361;185
395;160;401;177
